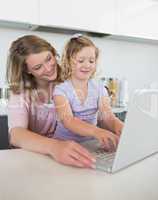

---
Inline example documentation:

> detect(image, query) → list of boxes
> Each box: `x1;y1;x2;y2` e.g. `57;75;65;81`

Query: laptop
80;89;158;173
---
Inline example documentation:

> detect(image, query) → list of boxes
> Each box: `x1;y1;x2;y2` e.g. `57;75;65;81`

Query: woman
6;35;95;168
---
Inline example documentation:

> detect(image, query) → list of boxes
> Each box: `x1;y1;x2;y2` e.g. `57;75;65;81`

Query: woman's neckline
35;82;54;104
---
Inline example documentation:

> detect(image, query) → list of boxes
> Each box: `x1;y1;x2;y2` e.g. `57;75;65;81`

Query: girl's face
26;51;57;83
71;46;96;81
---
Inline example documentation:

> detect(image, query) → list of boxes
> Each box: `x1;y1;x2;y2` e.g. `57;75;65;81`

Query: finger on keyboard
108;138;116;152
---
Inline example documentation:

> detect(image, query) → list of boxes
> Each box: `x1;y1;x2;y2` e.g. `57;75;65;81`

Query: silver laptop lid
112;89;158;172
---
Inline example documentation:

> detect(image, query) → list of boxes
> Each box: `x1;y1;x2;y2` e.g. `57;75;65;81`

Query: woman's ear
23;63;31;74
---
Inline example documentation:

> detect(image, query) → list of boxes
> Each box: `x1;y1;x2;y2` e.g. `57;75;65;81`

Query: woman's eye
34;64;42;70
46;55;52;62
90;60;95;64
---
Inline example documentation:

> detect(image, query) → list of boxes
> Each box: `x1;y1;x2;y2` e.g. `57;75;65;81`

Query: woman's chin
47;76;56;81
44;73;57;81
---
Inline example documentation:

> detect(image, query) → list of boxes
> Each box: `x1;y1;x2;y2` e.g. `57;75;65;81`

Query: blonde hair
6;35;61;94
60;35;99;81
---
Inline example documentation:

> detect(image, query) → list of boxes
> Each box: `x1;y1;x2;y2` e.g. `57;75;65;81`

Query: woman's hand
94;129;119;152
49;140;96;168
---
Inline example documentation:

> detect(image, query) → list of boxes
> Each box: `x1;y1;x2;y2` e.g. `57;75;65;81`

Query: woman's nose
44;63;52;72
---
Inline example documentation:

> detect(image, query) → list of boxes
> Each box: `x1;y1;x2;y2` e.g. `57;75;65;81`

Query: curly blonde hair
60;35;99;81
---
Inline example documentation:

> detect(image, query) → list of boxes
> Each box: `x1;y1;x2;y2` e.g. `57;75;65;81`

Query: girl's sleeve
7;93;29;132
53;84;67;97
98;81;109;98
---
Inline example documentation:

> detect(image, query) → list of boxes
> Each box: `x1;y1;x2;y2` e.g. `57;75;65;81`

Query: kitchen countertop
0;99;8;116
0;100;127;116
112;106;127;113
0;149;158;200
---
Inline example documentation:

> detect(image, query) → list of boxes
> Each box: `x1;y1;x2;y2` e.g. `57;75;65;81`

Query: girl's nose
85;61;91;68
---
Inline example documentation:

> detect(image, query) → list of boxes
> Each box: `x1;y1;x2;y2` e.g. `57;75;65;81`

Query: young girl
53;35;123;151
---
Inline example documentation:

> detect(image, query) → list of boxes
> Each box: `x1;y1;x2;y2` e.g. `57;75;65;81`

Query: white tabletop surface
0;149;158;200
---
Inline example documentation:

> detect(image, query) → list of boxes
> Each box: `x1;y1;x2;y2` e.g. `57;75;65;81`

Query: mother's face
25;51;57;82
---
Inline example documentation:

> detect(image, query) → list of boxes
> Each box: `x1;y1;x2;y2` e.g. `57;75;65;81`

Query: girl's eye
89;60;95;64
78;60;84;63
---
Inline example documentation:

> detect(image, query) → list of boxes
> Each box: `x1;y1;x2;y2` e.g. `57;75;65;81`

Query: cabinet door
117;0;158;40
0;0;39;24
39;0;116;34
0;116;9;149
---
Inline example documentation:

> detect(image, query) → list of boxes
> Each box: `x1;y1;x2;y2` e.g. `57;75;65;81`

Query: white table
0;149;158;200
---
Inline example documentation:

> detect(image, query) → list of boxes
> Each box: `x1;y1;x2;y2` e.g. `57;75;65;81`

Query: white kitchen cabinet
117;0;158;40
39;0;116;34
0;0;39;24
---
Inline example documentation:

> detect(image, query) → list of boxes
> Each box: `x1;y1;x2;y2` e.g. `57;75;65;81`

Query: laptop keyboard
94;148;115;163
80;139;115;170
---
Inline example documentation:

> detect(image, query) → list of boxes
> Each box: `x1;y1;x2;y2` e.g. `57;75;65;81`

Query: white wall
95;36;158;93
0;27;158;94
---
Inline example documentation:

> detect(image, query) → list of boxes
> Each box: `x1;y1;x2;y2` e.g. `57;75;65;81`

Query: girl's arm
98;96;124;136
54;95;119;148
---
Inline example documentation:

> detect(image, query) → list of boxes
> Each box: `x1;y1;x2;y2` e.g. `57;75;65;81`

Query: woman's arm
10;127;95;168
98;96;124;136
54;95;119;148
8;93;95;168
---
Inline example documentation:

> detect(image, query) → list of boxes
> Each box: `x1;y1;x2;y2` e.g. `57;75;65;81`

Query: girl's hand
50;140;96;168
114;120;124;136
94;129;119;152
